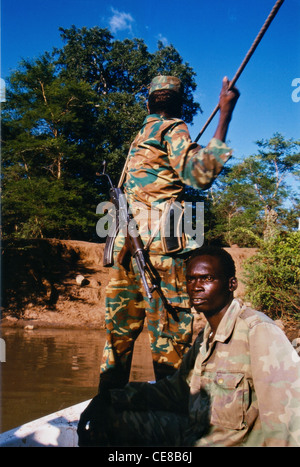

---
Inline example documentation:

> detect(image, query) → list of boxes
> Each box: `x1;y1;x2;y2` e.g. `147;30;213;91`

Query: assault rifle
98;161;190;322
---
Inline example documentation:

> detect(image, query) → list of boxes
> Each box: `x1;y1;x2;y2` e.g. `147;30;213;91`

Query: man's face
186;255;236;318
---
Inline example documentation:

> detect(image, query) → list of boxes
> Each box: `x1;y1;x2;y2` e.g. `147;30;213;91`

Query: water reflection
0;327;155;433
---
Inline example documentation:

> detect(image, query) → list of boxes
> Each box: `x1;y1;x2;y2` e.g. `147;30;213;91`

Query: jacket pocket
210;372;246;430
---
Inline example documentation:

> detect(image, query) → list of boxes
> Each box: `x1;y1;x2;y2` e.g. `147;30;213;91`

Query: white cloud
109;8;134;34
156;33;169;46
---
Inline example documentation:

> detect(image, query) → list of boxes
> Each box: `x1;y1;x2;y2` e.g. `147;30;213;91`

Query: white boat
0;399;91;447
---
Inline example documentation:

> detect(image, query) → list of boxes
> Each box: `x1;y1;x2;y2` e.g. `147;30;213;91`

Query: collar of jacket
203;298;243;345
143;114;182;125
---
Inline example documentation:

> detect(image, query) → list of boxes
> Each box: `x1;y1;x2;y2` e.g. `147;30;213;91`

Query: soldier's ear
228;277;238;292
147;102;150;114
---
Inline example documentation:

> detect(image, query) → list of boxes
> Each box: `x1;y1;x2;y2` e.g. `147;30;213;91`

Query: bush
243;231;300;322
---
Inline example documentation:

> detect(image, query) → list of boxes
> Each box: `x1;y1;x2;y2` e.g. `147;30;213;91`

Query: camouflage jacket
124;114;232;205
189;299;300;446
115;114;232;254
110;299;300;447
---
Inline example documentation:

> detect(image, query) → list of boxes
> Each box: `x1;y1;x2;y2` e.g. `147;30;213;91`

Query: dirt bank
1;239;258;332
1;239;110;329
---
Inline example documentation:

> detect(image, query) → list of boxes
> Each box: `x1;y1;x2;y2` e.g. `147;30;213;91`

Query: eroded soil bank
1;239;298;343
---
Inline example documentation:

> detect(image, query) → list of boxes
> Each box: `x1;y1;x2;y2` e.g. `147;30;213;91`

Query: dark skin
147;76;240;143
186;255;238;340
213;76;240;142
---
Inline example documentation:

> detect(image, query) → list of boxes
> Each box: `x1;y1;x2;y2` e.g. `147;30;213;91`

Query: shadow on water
0;327;155;434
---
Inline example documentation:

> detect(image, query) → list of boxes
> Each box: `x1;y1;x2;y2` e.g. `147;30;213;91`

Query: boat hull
0;399;90;447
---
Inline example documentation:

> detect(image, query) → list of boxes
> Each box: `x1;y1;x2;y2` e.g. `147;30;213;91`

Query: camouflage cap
149;76;182;95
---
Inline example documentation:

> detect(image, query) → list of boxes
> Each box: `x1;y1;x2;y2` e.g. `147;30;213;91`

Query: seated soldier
78;246;300;447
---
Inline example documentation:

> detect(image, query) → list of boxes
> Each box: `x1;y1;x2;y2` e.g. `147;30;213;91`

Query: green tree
205;134;300;246
56;26;201;182
2;53;99;239
2;26;201;240
243;232;300;323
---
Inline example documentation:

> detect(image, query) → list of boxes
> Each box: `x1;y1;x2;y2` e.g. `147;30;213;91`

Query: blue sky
1;0;300;162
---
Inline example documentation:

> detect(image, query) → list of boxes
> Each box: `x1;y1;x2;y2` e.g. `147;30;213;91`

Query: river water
0;327;155;434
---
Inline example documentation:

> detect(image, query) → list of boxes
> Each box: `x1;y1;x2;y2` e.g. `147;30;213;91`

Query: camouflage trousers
99;252;193;389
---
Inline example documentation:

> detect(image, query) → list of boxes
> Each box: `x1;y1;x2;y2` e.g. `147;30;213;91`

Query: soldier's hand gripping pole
195;0;285;142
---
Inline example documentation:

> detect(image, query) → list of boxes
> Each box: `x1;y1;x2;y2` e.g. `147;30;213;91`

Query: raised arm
213;76;240;142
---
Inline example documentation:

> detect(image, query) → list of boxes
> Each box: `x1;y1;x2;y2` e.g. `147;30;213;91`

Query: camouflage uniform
100;76;232;387
188;299;300;446
93;299;300;447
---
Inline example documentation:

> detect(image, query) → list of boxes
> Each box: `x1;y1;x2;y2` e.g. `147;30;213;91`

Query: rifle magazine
103;221;119;267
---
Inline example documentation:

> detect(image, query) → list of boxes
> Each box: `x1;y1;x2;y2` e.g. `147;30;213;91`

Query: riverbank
1;239;298;342
2;239;109;330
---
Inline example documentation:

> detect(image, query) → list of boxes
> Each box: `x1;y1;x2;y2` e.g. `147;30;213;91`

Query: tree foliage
204;134;300;246
242;232;300;322
2;26;299;247
1;26;200;240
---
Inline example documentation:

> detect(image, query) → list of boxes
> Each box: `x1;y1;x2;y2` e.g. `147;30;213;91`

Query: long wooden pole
195;0;285;142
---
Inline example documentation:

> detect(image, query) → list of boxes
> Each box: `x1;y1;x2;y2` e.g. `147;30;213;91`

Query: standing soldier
99;75;239;391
